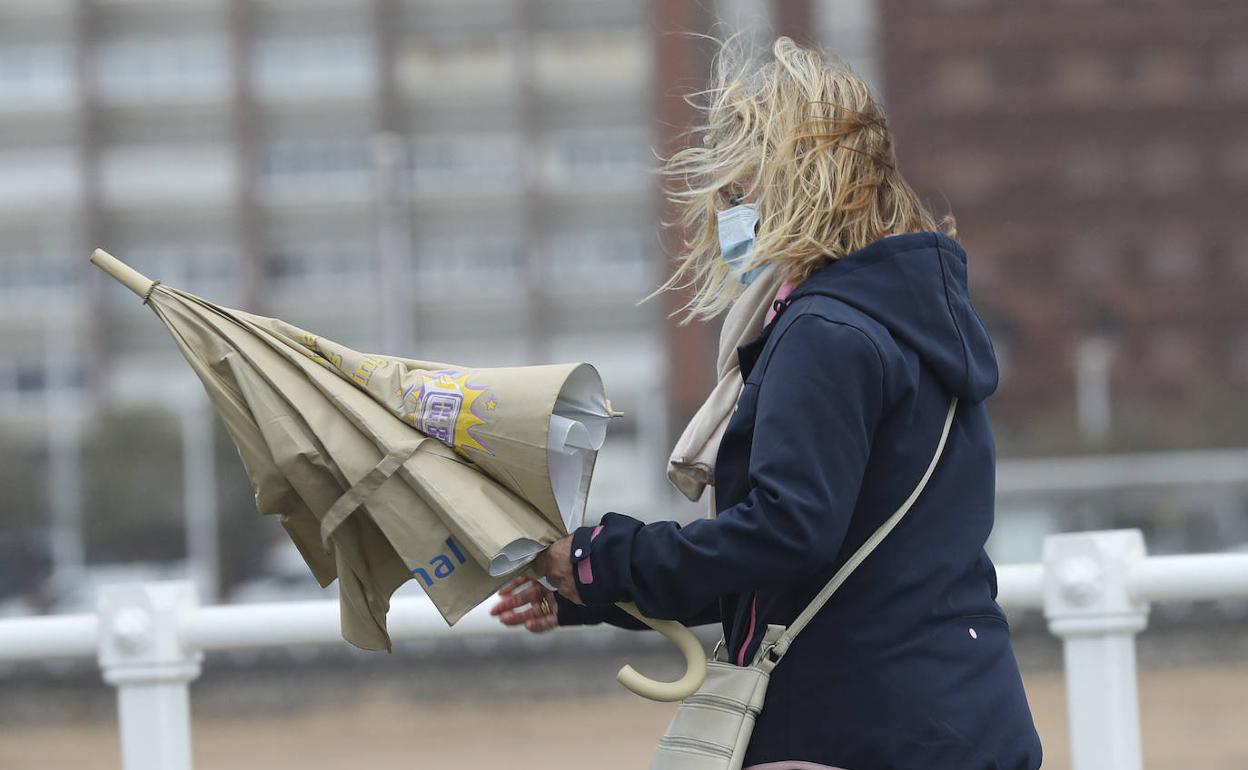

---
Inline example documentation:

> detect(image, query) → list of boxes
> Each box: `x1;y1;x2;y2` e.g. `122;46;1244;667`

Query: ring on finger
539;596;552;616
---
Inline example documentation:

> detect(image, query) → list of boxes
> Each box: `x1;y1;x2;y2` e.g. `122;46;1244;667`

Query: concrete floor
1;663;1246;769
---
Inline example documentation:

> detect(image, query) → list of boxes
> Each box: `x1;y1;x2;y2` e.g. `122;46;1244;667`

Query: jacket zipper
769;295;793;324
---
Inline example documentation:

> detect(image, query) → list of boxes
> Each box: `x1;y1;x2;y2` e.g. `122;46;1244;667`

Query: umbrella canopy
89;248;705;702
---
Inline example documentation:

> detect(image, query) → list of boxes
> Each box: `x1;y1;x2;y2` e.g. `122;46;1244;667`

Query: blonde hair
653;36;954;321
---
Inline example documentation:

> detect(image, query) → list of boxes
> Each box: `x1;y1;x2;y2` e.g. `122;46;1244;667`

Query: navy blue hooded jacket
557;232;1042;769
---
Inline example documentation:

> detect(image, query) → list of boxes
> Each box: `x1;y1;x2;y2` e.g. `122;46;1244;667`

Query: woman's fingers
489;580;544;616
496;576;530;599
489;576;558;629
524;613;559;633
489;577;536;615
489;577;559;632
496;596;556;626
498;604;552;628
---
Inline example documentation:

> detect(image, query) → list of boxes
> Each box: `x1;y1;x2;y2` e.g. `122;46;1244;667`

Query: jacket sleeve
568;315;885;621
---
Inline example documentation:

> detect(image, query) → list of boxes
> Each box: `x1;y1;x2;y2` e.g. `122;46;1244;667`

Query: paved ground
1;663;1246;769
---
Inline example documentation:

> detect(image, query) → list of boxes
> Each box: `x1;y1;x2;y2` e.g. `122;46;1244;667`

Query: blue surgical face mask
716;203;763;285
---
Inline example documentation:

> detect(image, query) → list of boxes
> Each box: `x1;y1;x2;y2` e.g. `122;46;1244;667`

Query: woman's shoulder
754;296;916;406
748;299;900;395
773;295;903;368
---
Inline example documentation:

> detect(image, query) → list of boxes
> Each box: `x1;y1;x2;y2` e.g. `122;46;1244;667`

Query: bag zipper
679;699;744;718
657;735;736;759
684;692;756;714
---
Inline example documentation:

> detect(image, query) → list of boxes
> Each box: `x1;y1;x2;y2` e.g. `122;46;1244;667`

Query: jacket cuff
569;526;606;604
554;593;593;626
569;512;645;606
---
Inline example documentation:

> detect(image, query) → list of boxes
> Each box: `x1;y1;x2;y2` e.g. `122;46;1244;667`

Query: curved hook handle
614;602;707;702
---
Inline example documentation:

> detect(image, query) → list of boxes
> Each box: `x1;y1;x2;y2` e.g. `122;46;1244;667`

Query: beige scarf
666;267;788;502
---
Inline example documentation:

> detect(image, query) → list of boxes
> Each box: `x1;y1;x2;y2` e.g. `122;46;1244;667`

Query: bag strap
768;396;959;662
319;439;426;549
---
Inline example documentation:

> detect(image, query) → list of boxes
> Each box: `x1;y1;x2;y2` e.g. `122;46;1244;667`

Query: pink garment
737;595;759;666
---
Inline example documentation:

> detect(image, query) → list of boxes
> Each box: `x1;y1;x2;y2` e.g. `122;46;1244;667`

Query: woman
492;37;1042;770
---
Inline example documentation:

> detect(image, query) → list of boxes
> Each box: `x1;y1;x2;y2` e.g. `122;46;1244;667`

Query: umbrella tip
89;248;156;301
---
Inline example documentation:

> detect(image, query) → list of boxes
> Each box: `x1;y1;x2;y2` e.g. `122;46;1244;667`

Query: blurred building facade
0;0;879;597
880;0;1248;453
6;0;1244;597
2;0;674;597
1;0;672;482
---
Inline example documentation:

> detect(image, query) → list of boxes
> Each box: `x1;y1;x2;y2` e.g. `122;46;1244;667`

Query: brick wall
878;0;1248;452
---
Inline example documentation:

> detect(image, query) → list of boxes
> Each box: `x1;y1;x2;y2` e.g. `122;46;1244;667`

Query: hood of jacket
786;231;999;403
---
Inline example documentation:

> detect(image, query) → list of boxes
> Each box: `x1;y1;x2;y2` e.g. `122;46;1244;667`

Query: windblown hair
653;36;953;321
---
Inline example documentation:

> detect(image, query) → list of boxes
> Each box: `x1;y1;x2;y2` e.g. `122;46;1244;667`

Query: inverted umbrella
89;248;705;701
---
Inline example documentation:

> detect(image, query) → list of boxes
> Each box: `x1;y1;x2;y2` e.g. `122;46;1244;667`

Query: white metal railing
3;529;1248;770
996;447;1248;495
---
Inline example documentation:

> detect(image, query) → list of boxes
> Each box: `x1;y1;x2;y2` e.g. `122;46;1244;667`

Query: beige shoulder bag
650;397;958;770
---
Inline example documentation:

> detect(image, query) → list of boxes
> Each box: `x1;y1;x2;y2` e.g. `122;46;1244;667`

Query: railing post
1043;530;1148;770
97;582;202;770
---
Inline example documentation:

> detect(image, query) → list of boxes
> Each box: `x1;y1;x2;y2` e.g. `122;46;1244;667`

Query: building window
266;242;370;285
1132;49;1196;102
1053;53;1115;102
544;131;650;185
1063;237;1120;284
96;42;228;98
1231;330;1248;383
410;135;520;189
932;56;993;108
415;235;525;286
1064;145;1121;196
544;231;651;286
260;140;372;183
15;365;46;394
1146;233;1201;283
253;37;372;95
1225;141;1248;186
534;33;647;93
1136;143;1198;194
0;252;76;291
105;244;236;294
0;47;73;103
1149;329;1198;379
934;152;997;201
1219;45;1248;96
398;39;513;95
1229;236;1248;281
0;148;80;206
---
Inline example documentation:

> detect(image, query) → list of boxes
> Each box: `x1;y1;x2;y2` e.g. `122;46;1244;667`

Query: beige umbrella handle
89;248;156;300
614;601;707;702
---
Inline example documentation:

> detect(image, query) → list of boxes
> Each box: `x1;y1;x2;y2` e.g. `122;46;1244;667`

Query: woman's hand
489;576;559;633
533;534;582;605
